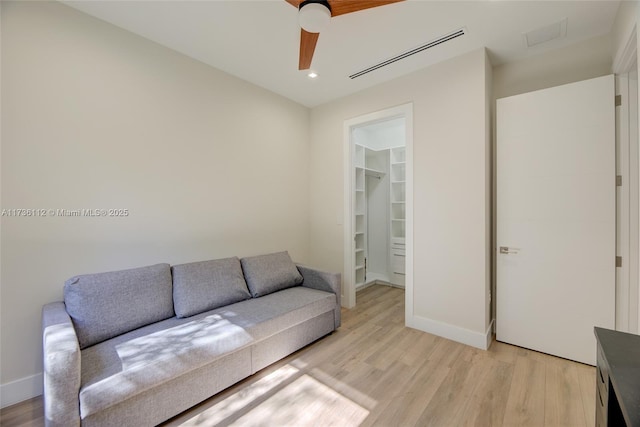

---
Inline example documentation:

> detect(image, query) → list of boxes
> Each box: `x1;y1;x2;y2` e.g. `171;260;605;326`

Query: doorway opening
343;103;413;309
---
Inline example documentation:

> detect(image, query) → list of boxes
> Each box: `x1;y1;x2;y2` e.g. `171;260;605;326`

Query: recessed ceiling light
307;72;318;79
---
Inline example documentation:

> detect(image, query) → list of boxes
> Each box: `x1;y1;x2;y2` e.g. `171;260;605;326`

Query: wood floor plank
544;357;588;427
363;326;415;370
576;363;597;427
358;360;428;427
370;338;462;426
1;285;597;427
488;340;519;365
398;328;439;366
460;358;514;427
416;346;494;426
502;355;546;427
0;397;44;427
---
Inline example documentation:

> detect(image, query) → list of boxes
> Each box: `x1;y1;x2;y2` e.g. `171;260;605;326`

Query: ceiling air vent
523;18;567;48
349;28;466;79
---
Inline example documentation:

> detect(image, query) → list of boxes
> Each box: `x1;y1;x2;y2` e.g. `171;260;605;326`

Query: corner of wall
407;315;493;350
484;48;494;334
612;0;639;72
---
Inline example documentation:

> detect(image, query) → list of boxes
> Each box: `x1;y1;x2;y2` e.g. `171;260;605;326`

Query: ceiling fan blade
284;0;302;8
328;0;404;17
299;29;319;70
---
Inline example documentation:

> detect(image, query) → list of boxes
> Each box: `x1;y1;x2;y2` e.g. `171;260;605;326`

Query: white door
496;75;615;365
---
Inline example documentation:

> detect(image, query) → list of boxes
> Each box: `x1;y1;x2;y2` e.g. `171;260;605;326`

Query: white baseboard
407;314;493;350
1;373;43;408
357;279;404;292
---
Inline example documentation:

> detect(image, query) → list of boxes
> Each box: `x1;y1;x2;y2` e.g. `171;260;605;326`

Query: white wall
1;1;310;406
493;34;613;100
612;0;638;71
309;48;492;348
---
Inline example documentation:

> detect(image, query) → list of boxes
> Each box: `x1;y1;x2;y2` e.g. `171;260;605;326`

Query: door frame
342;103;413;308
613;24;638;333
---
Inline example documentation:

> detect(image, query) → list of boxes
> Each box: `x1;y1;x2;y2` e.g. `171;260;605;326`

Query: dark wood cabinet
594;327;640;427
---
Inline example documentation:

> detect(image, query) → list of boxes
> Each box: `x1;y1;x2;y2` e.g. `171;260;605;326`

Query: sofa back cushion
64;263;174;349
172;257;251;318
240;251;303;298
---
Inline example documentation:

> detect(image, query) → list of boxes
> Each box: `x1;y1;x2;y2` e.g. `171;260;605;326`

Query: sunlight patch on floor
179;365;299;426
229;374;370;426
178;363;370;427
308;367;377;410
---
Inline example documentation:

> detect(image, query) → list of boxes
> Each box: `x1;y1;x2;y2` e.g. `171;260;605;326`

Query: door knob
500;246;519;254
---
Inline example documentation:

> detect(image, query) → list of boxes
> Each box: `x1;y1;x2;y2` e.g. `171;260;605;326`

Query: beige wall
493;34;613;101
1;0;310;402
309;49;492;346
612;0;638;69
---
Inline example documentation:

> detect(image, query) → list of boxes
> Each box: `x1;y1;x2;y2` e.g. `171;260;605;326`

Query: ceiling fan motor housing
298;0;332;33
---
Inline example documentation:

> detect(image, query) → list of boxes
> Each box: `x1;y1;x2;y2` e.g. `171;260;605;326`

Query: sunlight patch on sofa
115;315;253;370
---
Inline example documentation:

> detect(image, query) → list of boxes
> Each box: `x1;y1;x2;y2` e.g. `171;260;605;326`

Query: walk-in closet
352;118;406;290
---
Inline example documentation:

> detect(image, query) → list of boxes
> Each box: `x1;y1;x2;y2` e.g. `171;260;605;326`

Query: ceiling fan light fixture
298;0;331;34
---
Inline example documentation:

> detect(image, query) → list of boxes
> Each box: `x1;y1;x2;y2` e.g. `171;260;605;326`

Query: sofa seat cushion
79;312;254;418
211;286;336;342
79;286;336;418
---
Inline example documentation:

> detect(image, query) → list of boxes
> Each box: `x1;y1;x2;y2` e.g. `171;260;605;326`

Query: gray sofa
41;251;341;427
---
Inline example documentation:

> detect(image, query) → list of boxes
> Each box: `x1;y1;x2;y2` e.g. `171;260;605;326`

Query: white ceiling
63;0;621;107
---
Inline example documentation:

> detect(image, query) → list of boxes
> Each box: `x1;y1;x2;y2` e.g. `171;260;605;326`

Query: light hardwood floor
1;285;596;427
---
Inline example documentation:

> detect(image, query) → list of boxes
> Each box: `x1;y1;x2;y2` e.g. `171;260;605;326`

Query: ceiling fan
284;0;405;70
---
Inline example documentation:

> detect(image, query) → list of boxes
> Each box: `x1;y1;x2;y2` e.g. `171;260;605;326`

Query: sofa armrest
42;302;81;427
297;265;341;328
